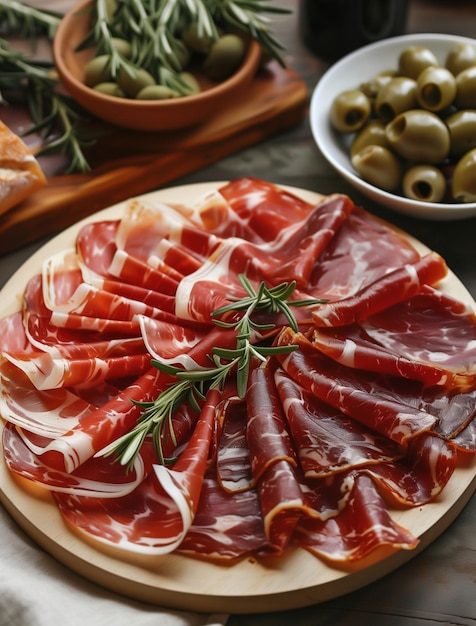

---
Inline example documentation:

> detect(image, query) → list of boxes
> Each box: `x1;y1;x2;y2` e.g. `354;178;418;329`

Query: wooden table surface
1;1;475;625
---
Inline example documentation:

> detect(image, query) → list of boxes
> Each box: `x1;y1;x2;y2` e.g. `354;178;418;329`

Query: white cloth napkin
0;505;229;626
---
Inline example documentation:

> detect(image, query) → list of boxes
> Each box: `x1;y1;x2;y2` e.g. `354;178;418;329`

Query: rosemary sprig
0;2;93;173
99;275;324;470
0;0;61;39
211;0;289;65
0;40;92;173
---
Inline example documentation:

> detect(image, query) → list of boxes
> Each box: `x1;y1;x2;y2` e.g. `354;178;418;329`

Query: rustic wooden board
1;182;475;615
0;62;308;255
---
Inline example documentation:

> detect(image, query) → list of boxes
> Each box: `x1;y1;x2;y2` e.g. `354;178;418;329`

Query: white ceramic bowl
310;33;476;221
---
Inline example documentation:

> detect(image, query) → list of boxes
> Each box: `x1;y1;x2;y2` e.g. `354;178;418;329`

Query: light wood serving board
0;62;308;255
1;183;475;614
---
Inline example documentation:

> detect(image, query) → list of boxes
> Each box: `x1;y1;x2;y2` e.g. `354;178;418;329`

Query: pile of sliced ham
1;177;475;565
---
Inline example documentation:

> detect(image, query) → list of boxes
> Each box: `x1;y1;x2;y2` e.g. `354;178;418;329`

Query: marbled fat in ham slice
245;366;297;481
309;324;456;388
295;474;419;562
178;472;271;560
216;394;253;493
53;388;219;554
1;177;475;566
219;177;316;240
363;285;476;383
2;421;152;497
277;329;437;445
308;206;420;300
273;367;403;477
312;252;448;327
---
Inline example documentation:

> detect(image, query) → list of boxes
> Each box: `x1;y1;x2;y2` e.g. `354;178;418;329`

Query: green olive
455;66;476;108
452;148;476;202
416;66;456;111
84;54;112;87
135;85;179;100
181;22;214;54
398;46;439;79
330;89;372;132
375;77;417;122
104;0;118;22
350;120;388;158
359;71;395;100
446;109;476;158
203;34;246;81
446;42;476;76
117;66;156;97
111;38;133;59
178;71;201;95
402;165;447;202
93;82;125;98
386;109;450;163
351;144;402;191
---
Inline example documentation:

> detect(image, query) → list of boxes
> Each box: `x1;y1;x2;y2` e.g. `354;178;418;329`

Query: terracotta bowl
52;0;261;132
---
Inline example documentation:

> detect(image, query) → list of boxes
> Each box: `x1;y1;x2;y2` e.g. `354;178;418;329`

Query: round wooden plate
1;183;475;614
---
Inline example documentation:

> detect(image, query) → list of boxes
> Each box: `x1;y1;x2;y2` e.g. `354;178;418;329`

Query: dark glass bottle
300;0;409;62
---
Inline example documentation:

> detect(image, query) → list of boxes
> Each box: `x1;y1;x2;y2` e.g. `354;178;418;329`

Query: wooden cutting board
1;183;475;613
0;61;308;255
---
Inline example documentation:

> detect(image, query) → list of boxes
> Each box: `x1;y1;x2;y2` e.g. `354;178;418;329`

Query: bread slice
0;119;47;215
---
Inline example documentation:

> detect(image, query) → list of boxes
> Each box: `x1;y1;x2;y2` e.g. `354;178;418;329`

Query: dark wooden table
1;1;475;625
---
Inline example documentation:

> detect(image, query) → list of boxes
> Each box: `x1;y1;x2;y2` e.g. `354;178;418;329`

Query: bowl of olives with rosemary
310;33;476;220
52;0;277;132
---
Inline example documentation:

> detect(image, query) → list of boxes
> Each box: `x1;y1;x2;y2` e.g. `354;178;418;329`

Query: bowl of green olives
310;33;476;220
52;0;262;132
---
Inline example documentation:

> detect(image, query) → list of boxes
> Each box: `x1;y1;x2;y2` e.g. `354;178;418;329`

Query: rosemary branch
0;2;92;173
0;0;61;39
99;275;324;470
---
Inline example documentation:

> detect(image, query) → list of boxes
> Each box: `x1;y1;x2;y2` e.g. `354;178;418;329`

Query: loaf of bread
0;119;47;215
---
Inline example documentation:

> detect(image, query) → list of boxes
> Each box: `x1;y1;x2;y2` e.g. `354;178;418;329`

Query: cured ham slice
1;177;475;571
257;459;305;552
310;286;476;393
174;195;354;322
310;324;455;388
295;474;419;563
308;206;420;300
312;252;448;327
38;367;161;472
176;189;261;241
0;360;95;438
53;388;219;554
216;396;252;492
277;329;437;445
363;285;476;385
3;422;150;498
273;367;403;477
219;177;316;240
246;366;297;481
179;472;271;560
362;432;456;507
4;348;151;390
279;328;476;452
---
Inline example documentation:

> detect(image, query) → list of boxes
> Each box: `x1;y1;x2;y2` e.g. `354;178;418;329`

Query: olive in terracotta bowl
310;33;476;220
52;0;262;132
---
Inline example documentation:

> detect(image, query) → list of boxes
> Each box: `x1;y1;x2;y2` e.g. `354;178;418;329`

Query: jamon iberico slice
1;177;475;567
